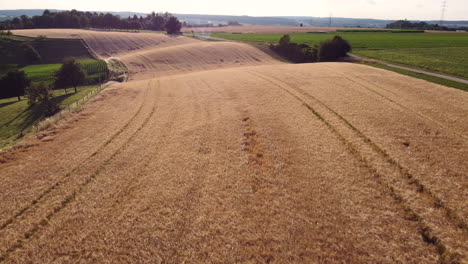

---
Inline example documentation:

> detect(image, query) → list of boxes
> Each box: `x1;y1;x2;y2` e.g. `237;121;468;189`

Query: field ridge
247;69;467;262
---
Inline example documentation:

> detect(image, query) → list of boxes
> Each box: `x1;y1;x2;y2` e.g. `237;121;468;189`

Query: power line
440;0;447;26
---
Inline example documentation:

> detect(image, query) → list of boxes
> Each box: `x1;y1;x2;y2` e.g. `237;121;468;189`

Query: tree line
270;35;351;63
1;59;85;101
1;59;91;115
386;20;468;31
0;9;183;34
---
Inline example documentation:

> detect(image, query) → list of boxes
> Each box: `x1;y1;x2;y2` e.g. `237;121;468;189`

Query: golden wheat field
1;29;466;263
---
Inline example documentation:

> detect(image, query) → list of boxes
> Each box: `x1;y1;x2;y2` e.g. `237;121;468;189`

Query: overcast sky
1;0;467;20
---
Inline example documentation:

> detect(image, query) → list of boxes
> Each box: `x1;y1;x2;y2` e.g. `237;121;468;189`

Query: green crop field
357;47;468;79
78;59;108;82
211;32;468;79
0;86;100;149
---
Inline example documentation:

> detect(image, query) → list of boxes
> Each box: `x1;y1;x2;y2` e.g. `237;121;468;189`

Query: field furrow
0;80;160;261
321;63;468;138
251;64;468;221
247;69;467;262
1;29;466;263
1;68;444;263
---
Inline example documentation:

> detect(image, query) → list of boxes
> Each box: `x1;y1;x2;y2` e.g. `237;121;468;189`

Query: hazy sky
1;0;467;20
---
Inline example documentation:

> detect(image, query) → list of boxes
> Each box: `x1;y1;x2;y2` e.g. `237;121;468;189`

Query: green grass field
0;34;106;91
211;32;468;79
357;47;468;79
0;35;109;148
1;59;108;86
336;29;425;33
20;64;61;85
364;63;468;92
0;86;99;148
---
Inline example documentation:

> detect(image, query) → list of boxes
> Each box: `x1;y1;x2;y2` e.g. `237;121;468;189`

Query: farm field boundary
210;32;468;80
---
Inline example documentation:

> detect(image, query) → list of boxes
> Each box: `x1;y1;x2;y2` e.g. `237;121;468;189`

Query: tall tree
152;15;165;30
165;16;182;34
3;70;31;101
54;59;86;93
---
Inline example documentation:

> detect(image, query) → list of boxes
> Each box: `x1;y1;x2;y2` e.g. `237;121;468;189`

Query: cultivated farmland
210;31;468;79
0;32;109;147
0;29;466;263
0;34;94;64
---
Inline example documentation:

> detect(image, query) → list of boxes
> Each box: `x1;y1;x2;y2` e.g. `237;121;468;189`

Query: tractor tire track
250;68;467;228
320;64;468;141
247;69;467;263
275;64;467;224
0;80;160;262
0;81;153;233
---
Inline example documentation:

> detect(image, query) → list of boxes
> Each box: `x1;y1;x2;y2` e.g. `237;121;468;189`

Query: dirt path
349;54;468;84
0;30;467;263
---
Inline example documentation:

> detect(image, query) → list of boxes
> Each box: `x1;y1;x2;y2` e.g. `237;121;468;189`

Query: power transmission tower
329;13;332;27
440;0;447;26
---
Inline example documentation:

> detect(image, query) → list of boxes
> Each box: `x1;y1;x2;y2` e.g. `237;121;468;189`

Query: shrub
271;34;318;63
26;82;59;115
1;70;31;101
318;36;352;62
270;35;352;63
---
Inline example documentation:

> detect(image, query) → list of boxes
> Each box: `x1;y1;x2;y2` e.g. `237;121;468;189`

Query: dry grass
0;30;466;263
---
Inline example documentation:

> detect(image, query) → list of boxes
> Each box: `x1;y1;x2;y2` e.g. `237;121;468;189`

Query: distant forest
0;9;184;31
386;20;467;31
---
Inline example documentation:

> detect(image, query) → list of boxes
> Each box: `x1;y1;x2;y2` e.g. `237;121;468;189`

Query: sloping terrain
120;41;281;80
0;35;93;64
0;30;467;263
12;29;198;58
12;29;278;78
